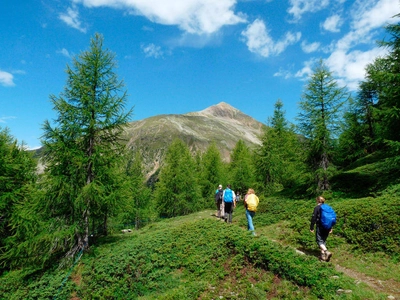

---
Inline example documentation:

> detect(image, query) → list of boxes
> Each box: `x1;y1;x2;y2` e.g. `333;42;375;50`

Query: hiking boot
319;252;327;261
325;251;332;262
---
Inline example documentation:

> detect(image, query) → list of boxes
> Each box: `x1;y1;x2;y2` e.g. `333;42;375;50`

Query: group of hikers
214;184;259;236
214;186;335;262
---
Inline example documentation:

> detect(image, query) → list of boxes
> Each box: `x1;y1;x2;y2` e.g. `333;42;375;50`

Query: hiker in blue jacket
310;196;333;262
223;184;236;223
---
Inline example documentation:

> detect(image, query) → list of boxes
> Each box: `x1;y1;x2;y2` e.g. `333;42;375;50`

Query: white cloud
287;0;330;21
170;32;222;48
241;19;301;57
351;0;397;33
293;0;398;90
273;69;293;79
27;145;42;151
59;6;87;33
141;43;164;58
142;26;154;31
295;58;317;79
337;0;398;51
73;0;245;35
322;14;342;32
12;70;26;75
0;70;15;87
326;47;388;90
0;116;16;123
322;0;398;89
57;48;72;58
301;40;320;53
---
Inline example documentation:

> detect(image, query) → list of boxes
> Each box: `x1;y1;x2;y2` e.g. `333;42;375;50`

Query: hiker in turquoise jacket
215;184;224;218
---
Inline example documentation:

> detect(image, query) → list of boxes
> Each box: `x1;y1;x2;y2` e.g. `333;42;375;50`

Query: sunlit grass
1;192;398;299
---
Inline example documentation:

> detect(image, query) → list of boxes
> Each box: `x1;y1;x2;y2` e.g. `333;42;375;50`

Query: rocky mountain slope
124;102;266;177
34;102;266;177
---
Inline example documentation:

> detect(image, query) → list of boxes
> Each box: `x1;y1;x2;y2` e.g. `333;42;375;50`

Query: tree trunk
318;152;330;191
103;214;108;235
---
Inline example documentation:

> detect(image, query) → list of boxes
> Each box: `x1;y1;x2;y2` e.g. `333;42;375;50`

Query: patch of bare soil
335;264;400;299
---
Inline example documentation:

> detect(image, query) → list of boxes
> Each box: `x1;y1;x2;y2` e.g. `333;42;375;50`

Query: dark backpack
320;204;337;230
215;190;223;202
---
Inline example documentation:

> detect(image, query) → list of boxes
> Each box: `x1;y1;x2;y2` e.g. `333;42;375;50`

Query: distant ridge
33;102;266;178
125;102;266;178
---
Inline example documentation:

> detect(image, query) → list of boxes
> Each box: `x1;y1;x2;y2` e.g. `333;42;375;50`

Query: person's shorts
316;226;330;246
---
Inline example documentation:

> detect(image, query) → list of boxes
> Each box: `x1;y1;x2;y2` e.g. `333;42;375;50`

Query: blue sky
1;0;398;149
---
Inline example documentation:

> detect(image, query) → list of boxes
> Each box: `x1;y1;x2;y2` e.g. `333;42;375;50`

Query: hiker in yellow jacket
244;188;259;236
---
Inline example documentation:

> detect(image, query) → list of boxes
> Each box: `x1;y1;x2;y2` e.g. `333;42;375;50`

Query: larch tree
297;60;349;193
229;140;254;195
338;13;400;161
256;99;304;192
0;127;37;269
369;14;400;148
122;150;151;230
11;33;133;265
336;81;378;166
200;142;225;206
154;139;202;217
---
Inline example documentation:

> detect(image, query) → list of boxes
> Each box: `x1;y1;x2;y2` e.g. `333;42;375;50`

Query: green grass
2;153;400;299
331;153;400;197
1;209;395;299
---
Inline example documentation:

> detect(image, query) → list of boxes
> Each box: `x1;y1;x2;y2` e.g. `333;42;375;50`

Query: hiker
244;188;259;236
223;184;236;223
236;192;241;203
215;184;224;218
310;196;333;262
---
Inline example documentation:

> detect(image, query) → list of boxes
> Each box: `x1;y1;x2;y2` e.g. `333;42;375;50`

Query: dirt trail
334;264;400;298
207;211;400;298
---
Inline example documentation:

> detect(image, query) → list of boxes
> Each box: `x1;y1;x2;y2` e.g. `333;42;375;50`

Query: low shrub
333;195;400;255
256;194;399;257
226;230;344;299
0;213;390;299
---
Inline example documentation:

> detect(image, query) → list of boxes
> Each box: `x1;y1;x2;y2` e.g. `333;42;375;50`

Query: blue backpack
320;204;337;230
224;189;233;203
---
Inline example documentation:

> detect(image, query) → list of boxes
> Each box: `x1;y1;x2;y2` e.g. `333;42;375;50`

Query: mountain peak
125;101;265;179
189;102;241;119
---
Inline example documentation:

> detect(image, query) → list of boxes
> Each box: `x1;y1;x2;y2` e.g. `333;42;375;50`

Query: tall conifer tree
256;99;304;192
368;14;400;148
200;142;225;205
154;139;202;217
6;34;133;266
297;60;349;192
337;13;400;162
122;150;151;230
0;128;36;269
229;140;254;195
337;81;378;165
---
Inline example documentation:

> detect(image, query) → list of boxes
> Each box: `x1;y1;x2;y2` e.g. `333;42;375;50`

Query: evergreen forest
0;15;399;299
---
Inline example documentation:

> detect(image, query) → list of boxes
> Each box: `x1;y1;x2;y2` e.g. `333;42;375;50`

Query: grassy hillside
3;152;399;299
331;153;400;198
1;204;399;299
